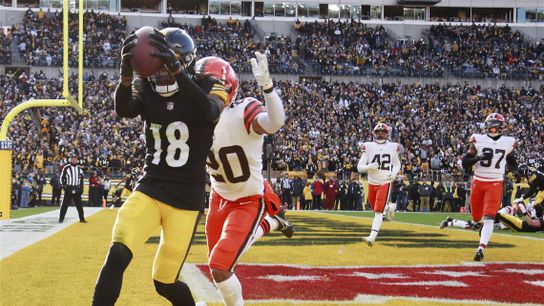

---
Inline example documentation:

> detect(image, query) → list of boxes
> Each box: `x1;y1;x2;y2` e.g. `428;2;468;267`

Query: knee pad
107;242;133;270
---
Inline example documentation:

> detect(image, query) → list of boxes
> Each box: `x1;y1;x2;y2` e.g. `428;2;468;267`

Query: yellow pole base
0;141;13;219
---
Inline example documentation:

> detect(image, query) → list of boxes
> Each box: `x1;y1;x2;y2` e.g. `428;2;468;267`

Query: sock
92;243;133;306
478;219;495;250
452;219;469;229
154;280;195;306
369;213;383;241
254;215;279;242
215;274;243;306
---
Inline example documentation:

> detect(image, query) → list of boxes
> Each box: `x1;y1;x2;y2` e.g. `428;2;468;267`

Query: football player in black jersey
497;164;544;232
92;28;228;306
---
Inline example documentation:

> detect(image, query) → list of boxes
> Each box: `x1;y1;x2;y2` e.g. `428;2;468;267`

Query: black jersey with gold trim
126;76;221;210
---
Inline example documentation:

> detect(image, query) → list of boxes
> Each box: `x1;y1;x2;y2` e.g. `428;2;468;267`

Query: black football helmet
149;28;196;97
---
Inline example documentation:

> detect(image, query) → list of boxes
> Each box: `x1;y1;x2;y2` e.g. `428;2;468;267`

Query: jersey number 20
150;121;189;167
207;145;250;183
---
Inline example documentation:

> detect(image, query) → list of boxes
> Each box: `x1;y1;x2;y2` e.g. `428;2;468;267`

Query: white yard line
0;207;103;259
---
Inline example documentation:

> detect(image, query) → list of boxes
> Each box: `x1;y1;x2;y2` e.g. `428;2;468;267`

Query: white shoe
363;237;374;247
195;302;207;306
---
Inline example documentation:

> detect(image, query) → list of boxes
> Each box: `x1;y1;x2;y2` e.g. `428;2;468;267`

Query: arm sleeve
357;151;370;173
461;153;480;169
175;72;223;122
114;81;144;118
255;90;286;134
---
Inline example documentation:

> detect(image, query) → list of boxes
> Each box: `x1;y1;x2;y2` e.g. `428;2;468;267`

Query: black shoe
59;219;64;223
474;249;484;262
272;209;294;238
80;220;87;223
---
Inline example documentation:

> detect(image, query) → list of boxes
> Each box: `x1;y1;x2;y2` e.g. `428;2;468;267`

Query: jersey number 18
149;121;190;167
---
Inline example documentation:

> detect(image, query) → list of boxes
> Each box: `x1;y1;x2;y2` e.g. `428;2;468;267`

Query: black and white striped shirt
60;164;84;189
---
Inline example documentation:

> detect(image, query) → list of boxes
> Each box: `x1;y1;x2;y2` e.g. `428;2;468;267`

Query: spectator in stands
311;176;323;210
291;176;304;210
324;176;338;210
303;182;312;210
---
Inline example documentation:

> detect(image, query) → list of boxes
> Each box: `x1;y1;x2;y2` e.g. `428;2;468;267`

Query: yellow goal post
0;0;84;219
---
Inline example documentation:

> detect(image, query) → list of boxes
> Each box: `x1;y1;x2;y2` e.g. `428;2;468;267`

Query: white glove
250;51;273;90
367;162;380;170
514;197;524;204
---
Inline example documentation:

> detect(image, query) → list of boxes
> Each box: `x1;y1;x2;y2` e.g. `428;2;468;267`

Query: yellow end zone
1;210;542;306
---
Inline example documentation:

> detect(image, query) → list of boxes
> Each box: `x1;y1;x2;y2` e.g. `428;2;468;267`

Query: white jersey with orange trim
207;97;266;201
470;133;516;182
358;141;401;185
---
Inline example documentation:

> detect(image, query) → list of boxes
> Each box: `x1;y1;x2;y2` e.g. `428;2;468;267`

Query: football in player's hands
129;26;164;77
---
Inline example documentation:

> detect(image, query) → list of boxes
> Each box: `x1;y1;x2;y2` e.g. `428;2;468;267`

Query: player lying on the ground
496;200;543;232
440;202;543;232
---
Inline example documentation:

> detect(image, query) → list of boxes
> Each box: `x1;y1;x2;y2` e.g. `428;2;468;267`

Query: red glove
263;180;281;216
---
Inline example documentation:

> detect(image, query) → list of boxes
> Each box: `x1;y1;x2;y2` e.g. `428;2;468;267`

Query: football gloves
250;51;273;91
149;29;182;74
120;33;137;79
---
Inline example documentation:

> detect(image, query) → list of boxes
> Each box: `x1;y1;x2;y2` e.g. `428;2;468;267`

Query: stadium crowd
163;15;304;74
5;10;543;79
294;19;544;79
14;8;126;67
0;28;13;65
3;70;542;183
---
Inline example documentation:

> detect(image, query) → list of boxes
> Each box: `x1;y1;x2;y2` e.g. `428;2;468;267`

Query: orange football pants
206;190;266;272
368;183;391;213
470;179;503;222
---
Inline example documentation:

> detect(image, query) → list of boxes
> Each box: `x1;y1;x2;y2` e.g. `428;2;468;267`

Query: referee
59;153;86;223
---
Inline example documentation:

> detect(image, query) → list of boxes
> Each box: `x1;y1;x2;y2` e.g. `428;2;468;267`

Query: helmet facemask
149;67;179;97
374;129;388;144
485;119;503;137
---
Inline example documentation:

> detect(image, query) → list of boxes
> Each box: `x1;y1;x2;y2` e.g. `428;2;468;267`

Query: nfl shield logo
166;102;174;111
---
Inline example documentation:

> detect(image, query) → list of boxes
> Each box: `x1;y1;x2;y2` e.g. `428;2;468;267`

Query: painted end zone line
181;264;222;303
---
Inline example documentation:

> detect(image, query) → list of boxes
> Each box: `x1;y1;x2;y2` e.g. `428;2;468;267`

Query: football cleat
363;237;374;247
474;249;484;262
272;209;294;239
440;217;453;229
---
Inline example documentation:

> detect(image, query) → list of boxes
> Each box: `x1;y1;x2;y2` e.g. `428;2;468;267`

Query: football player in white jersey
357;123;401;246
200;53;291;306
461;113;518;261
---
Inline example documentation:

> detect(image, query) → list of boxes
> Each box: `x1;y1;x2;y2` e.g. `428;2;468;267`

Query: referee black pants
59;190;85;222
